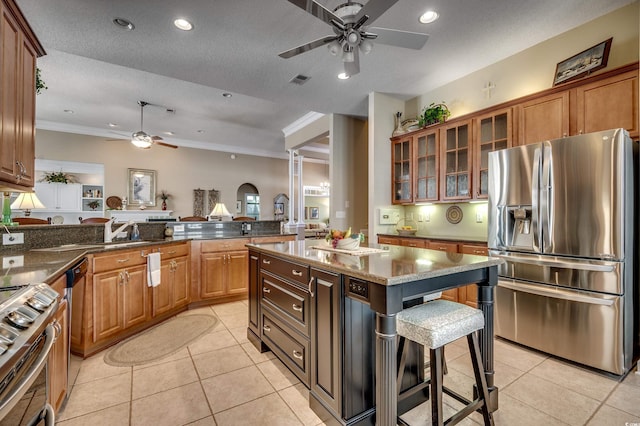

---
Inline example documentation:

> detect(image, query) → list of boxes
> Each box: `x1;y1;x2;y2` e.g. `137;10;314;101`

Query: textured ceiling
16;0;634;159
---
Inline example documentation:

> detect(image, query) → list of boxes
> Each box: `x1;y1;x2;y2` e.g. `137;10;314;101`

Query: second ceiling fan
279;0;429;76
130;101;178;149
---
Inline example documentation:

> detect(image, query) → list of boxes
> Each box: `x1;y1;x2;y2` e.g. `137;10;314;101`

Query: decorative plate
52;215;64;225
106;196;122;209
445;205;463;224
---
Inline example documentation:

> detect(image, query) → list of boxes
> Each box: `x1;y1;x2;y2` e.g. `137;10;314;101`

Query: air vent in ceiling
289;74;311;85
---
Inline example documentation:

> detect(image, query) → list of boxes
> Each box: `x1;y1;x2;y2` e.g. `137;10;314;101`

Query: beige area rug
103;314;219;367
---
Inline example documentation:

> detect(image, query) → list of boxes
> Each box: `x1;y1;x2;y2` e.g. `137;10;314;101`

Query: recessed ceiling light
174;18;193;31
222;93;232;98
108;123;118;127
197;130;205;134
337;73;350;80
64;109;74;114
113;17;135;30
419;10;439;24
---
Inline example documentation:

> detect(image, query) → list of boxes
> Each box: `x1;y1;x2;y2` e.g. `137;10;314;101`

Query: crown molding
281;112;325;137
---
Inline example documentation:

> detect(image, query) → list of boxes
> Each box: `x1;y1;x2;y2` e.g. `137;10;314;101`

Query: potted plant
418;102;451;127
157;190;171;211
39;170;76;184
87;200;100;210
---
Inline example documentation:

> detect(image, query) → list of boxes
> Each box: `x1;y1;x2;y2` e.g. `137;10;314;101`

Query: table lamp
10;192;45;216
209;203;231;221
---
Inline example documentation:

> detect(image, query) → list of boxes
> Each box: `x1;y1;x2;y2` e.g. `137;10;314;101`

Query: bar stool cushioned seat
397;300;494;426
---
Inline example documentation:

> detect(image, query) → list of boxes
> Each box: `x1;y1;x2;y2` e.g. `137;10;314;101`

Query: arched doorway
236;183;259;219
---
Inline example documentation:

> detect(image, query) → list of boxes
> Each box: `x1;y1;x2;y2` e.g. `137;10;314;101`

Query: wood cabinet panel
400;238;426;248
426;241;459;252
576;71;638;138
518;91;570;145
378;236;400;245
200;252;226;298
153;256;189;316
92;271;124;342
201;238;249;252
414;129;440;202
227;251;249;295
93;248;146;273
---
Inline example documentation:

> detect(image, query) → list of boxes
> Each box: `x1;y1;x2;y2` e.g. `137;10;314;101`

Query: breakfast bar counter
246;240;503;426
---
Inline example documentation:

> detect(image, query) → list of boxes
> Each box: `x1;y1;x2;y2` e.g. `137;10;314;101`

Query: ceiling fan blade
286;0;344;27
368;27;429;50
154;141;179;149
279;35;338;58
344;49;360;77
353;0;399;28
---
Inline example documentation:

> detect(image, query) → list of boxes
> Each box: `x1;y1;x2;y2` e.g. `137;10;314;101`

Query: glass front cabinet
414;129;439;202
473;108;512;199
392;136;413;204
440;120;472;201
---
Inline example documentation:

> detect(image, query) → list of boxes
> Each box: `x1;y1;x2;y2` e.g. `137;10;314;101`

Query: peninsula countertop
247;239;503;286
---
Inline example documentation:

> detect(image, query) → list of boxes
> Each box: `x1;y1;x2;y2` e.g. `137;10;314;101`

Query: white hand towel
147;252;161;287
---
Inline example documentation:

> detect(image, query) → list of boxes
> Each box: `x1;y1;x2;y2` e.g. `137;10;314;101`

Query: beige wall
35;130;327;220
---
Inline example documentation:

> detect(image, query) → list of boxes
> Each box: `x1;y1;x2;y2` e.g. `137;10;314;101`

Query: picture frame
127;168;156;207
274;202;284;215
553;38;612;86
310;207;319;220
236;200;242;213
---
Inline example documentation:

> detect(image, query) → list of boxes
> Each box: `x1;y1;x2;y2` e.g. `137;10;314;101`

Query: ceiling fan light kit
279;0;428;76
129;101;179;150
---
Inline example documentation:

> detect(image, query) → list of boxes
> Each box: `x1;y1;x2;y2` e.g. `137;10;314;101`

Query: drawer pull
262;325;271;332
291;270;303;277
250;256;259;260
262;259;271;265
439;247;446;250
263;287;271;294
292;304;303;312
408;243;416;247
167;250;177;255
292;350;303;360
116;258;130;263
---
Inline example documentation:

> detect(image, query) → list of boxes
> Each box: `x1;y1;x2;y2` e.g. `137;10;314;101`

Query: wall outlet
476;210;483;223
3;255;24;268
3;233;24;245
418;214;425;222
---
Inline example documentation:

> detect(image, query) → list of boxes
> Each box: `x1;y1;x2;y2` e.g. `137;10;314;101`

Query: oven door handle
0;324;56;421
498;280;616;306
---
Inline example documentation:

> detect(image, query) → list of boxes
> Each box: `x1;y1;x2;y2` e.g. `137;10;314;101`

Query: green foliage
157;190;171;201
39;171;76;184
36;67;47;95
418;102;451;127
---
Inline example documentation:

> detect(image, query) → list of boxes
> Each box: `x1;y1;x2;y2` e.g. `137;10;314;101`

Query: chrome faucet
104;219;135;243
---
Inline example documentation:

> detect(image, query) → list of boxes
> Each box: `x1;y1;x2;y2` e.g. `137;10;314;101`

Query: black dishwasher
64;258;87;395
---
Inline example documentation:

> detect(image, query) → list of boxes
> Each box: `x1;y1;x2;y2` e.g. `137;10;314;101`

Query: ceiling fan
279;0;429;77
129;101;178;149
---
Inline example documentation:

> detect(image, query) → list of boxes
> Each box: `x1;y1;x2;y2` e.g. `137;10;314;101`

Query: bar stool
396;300;494;426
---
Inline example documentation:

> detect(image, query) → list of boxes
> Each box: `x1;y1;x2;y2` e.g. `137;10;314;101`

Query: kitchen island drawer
201;238;250;252
261;272;310;337
157;242;189;259
261;313;309;386
260;254;309;286
92;249;147;273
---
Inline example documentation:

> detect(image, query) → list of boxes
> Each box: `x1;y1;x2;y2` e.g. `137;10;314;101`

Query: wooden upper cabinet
0;0;44;190
414;129;439;202
518;91;570;145
391;135;413;204
575;70;638;138
440;119;472;201
473;108;512;199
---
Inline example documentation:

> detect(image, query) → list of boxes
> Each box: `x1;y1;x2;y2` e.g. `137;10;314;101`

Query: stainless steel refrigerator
487;128;637;375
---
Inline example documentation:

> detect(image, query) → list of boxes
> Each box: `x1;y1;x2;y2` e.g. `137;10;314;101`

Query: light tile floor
56;301;640;426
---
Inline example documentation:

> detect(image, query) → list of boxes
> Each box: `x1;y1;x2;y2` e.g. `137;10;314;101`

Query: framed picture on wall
310;207;319;220
553;38;612;86
274;203;284;215
127;168;156;206
236;200;242;213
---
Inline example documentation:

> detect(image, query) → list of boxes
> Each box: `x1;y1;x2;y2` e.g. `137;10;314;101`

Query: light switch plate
476;211;483;223
3;233;24;245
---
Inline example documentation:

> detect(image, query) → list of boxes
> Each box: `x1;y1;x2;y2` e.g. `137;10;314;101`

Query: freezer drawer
495;279;629;375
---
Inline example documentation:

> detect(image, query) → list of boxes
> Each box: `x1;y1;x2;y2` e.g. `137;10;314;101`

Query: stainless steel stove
0;283;60;425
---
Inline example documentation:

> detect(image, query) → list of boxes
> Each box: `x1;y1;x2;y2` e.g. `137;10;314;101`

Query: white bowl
336;237;360;250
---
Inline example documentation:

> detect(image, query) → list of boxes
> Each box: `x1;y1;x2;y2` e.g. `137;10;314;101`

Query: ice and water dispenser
495;205;534;249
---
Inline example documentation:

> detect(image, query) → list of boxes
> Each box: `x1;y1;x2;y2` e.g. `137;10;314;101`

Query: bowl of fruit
396;217;418;236
326;227;360;250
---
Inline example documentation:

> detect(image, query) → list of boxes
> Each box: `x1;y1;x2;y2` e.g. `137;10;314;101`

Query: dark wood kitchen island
246;240;502;426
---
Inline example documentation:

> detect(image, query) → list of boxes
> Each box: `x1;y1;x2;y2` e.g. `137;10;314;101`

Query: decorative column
295;153;305;240
284;149;297;235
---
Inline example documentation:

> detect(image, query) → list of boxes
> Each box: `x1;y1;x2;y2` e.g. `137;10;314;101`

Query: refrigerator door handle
498;280;616;306
541;143;553;251
493;254;616;272
532;147;542;252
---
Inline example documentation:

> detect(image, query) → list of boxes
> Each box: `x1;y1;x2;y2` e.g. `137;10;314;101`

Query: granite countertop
247;240;502;286
171;232;295;240
377;233;488;243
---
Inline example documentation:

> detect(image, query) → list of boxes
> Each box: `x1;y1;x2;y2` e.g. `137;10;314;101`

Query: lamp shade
11;192;45;211
209;202;231;218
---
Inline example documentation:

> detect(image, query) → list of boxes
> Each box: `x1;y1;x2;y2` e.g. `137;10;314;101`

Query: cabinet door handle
262;287;271;294
118;271;125;285
308;277;314;298
250;255;259;260
117;258;130;263
292;304;303;312
124;271;130;284
262;325;271;332
291;270;302;277
292;350;303;360
262;259;271;265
